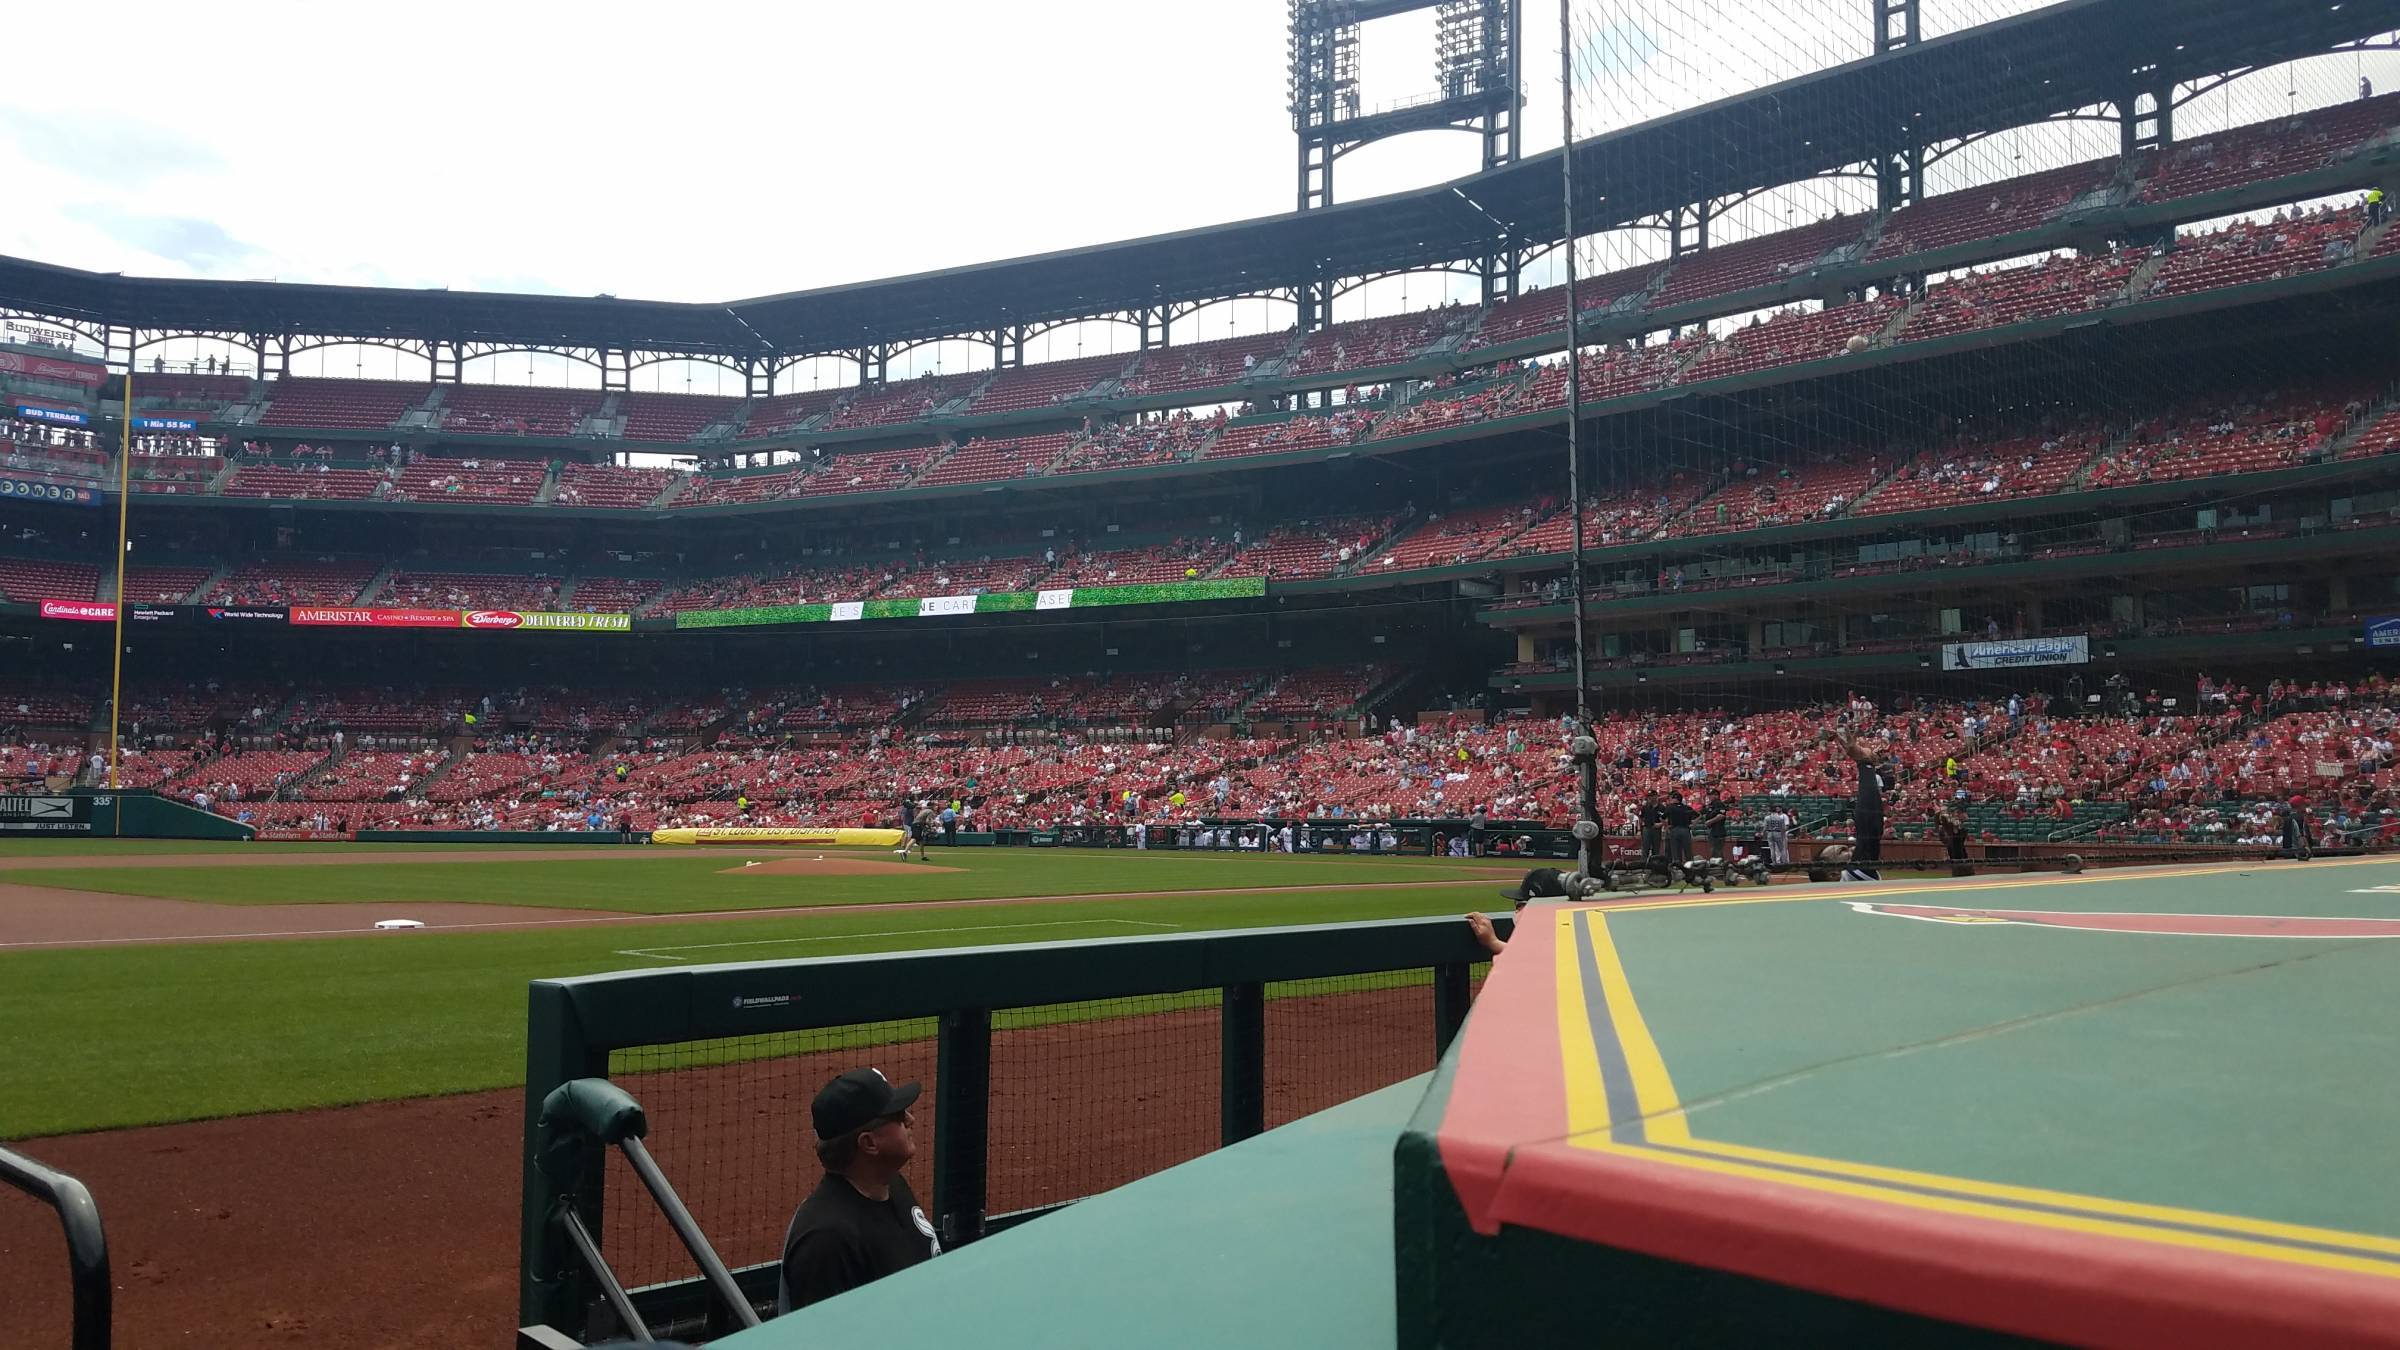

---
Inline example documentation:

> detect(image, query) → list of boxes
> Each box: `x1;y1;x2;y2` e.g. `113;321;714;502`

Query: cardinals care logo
1845;902;2400;939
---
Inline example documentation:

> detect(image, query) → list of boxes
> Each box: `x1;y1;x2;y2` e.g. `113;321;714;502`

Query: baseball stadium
6;1;2400;1345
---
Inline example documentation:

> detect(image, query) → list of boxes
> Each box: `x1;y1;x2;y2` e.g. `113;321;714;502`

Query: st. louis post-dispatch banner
1941;634;2090;671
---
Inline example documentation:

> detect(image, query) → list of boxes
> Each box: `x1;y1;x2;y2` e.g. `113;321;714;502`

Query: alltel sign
462;610;524;629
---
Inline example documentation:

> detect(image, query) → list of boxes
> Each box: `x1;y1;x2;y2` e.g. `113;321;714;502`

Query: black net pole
1558;0;1600;875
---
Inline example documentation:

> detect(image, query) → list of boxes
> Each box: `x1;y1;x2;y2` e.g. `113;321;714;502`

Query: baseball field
0;838;1518;1347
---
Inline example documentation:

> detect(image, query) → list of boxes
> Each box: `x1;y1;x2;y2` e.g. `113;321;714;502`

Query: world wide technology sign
672;577;1269;630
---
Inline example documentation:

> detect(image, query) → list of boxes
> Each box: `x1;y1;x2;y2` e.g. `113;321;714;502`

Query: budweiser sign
38;598;114;622
287;607;460;629
0;351;106;387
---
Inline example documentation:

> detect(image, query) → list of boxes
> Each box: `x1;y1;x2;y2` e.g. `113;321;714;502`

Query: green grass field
0;849;1513;910
0;845;1517;1137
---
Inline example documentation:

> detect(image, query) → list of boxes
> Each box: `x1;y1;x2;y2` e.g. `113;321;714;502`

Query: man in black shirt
1837;729;1893;881
1660;792;1697;867
776;1067;940;1316
1636;791;1665;863
1700;792;1733;860
1932;803;1971;877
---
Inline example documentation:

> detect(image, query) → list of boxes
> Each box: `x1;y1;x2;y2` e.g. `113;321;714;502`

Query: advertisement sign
1941;634;2090;671
133;415;201;432
2;321;78;349
675;576;1268;631
203;605;288;622
15;404;88;426
0;350;106;387
0;477;99;506
36;600;177;623
288;607;461;629
0;795;91;834
2365;616;2400;649
458;610;630;633
38;598;114;622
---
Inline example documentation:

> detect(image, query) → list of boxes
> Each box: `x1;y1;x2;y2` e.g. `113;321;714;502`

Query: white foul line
613;917;1182;962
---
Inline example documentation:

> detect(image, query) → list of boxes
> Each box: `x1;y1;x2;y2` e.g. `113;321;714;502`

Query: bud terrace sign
674;577;1269;630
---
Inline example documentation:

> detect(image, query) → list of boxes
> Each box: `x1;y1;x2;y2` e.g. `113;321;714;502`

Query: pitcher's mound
718;857;964;877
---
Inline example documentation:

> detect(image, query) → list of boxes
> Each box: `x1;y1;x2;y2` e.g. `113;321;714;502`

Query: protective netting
1523;0;2400;861
586;969;1461;1294
1263;972;1442;1127
988;993;1221;1214
602;1021;939;1291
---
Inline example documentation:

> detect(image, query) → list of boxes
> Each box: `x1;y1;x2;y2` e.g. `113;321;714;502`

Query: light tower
1287;0;1523;322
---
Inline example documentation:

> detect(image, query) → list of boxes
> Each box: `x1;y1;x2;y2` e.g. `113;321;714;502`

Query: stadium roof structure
2;0;2392;360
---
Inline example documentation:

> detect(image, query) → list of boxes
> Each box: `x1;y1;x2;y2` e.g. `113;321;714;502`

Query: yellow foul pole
107;359;133;790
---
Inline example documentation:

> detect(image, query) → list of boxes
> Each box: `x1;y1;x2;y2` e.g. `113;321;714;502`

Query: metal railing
519;915;1499;1341
1;1144;111;1350
524;1078;759;1346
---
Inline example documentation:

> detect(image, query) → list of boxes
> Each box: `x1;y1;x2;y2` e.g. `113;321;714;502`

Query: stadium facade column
2122;75;2177;156
599;347;630;393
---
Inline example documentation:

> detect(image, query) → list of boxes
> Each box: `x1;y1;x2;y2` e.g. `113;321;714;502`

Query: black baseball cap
812;1067;922;1141
1499;867;1572;905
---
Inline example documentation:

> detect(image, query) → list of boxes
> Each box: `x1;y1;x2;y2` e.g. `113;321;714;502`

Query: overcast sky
0;1;1579;303
1;2;2386;385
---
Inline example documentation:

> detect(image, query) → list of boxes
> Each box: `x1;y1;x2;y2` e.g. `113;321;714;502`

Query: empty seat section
554;462;675;508
917;433;1075;487
966;353;1130;414
0;557;99;602
259;379;428;430
620;392;739;442
209;559;379;606
1118;332;1294;397
386;458;546;504
796;445;939;496
737;389;848;441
